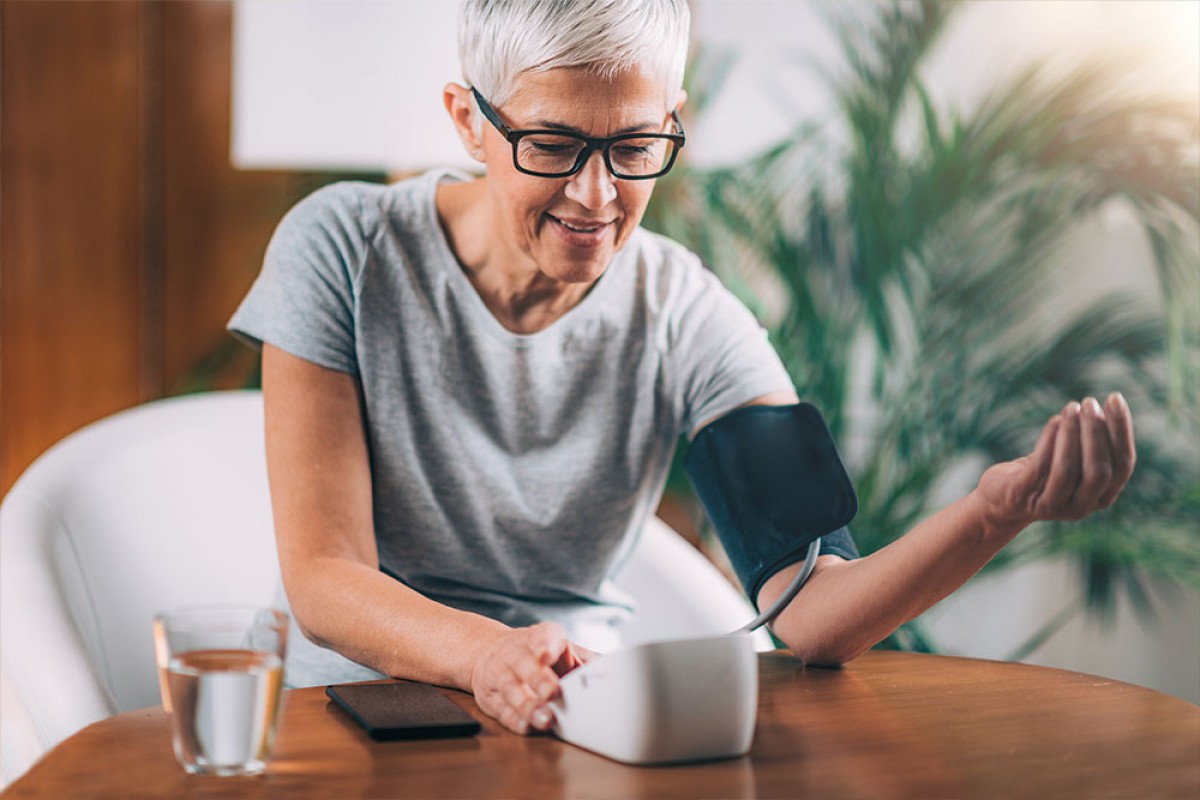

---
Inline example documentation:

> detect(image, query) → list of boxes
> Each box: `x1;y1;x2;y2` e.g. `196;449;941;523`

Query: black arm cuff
685;403;859;603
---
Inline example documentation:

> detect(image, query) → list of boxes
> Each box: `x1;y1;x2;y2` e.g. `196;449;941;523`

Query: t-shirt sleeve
669;262;795;437
670;264;861;566
227;183;368;375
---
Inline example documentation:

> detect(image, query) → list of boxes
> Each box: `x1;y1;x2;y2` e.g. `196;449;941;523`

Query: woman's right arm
262;344;584;733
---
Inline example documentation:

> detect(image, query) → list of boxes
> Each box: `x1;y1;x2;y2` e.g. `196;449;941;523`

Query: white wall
921;559;1200;705
232;0;1200;703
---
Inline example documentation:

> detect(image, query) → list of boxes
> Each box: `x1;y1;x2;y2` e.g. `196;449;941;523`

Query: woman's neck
435;179;594;334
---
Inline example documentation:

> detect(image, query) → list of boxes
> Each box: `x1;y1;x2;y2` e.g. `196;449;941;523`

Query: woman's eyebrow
529;118;663;135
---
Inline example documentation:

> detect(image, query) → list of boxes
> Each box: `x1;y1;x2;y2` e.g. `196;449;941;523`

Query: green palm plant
646;0;1200;655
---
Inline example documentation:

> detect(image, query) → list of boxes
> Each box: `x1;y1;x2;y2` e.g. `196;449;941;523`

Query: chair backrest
0;390;767;787
616;516;770;650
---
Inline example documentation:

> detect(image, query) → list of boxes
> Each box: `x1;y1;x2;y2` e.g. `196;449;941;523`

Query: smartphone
326;682;482;741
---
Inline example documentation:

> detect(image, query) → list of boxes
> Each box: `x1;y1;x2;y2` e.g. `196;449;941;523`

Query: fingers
1098;392;1136;508
571;643;596;666
970;393;1135;531
471;622;570;736
1039;401;1082;516
496;662;555;734
1033;394;1136;521
552;641;595;676
512;625;565;704
1073;397;1115;514
1028;414;1061;487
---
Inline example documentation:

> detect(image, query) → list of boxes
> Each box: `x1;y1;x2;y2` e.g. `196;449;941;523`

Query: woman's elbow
282;591;323;645
772;625;872;668
279;566;335;646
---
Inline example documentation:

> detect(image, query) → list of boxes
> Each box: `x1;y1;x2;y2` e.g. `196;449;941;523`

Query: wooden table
6;651;1198;799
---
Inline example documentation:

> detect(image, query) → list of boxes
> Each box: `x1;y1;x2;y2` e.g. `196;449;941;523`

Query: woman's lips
547;213;612;247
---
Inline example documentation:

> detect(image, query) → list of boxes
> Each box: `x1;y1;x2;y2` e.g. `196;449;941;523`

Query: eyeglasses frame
470;87;685;180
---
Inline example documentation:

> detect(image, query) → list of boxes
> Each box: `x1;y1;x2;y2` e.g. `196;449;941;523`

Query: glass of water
153;606;288;776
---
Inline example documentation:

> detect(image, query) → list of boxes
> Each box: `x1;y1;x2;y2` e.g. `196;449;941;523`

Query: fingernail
1065;401;1081;416
1083;397;1104;418
532;708;552;728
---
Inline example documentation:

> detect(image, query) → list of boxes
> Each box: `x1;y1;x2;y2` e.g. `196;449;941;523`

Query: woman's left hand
976;393;1136;531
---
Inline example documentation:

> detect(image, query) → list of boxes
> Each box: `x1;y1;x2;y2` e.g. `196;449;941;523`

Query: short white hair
459;0;690;110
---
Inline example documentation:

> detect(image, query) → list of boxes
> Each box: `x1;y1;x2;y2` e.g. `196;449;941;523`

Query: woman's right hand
468;622;591;735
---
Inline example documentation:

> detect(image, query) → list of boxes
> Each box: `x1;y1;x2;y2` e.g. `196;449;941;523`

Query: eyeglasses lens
515;134;676;178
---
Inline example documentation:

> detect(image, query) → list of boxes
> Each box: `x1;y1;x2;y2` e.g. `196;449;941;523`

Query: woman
229;0;1135;737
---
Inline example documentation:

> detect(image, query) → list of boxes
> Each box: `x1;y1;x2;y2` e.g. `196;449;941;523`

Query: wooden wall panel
1;1;148;490
160;2;294;393
0;1;300;493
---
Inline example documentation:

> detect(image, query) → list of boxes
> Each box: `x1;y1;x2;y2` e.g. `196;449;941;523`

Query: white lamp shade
232;0;471;172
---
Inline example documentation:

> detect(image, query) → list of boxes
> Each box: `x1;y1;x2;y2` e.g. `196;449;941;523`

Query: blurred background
2;1;1197;702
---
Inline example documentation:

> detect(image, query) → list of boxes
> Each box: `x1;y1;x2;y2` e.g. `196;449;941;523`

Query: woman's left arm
757;393;1136;666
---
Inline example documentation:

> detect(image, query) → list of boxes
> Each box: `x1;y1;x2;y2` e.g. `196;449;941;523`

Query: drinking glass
153;606;288;776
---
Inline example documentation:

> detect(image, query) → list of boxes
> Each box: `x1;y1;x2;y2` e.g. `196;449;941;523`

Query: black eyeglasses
471;87;685;180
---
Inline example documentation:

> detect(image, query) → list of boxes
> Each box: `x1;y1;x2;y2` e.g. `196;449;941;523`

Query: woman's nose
564;149;618;209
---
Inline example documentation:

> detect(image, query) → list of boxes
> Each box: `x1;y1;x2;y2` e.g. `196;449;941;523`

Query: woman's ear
443;83;486;163
674;89;688;115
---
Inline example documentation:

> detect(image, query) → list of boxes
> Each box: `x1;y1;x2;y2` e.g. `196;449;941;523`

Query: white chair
0;392;279;788
0;391;768;788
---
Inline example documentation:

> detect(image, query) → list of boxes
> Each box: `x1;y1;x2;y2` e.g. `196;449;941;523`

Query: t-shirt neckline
421;168;626;346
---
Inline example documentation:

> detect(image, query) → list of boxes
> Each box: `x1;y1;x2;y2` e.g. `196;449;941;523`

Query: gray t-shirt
229;169;794;676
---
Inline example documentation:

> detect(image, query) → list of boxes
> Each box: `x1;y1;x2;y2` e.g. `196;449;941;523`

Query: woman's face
475;66;680;285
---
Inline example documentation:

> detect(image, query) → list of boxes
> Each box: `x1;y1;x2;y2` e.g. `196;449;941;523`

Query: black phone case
326;682;482;741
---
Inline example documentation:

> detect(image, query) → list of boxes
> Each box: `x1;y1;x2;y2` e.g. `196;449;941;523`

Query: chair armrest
0;489;117;785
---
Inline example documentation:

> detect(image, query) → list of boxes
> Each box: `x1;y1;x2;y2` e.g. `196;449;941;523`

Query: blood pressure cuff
685;403;860;603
